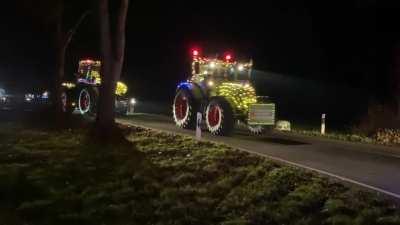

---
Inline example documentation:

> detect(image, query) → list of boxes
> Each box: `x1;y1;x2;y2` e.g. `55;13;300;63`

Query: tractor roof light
192;49;200;58
225;54;232;61
80;59;93;64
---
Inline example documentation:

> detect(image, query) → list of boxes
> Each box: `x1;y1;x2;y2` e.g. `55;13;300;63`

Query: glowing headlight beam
25;93;35;102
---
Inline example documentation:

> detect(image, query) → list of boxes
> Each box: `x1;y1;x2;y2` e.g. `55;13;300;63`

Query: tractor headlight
207;80;214;87
25;93;35;102
130;98;136;105
238;64;244;71
42;91;49;99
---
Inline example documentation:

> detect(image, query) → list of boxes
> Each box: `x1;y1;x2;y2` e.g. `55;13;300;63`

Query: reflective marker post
126;104;134;115
196;112;202;140
321;113;326;135
126;98;136;115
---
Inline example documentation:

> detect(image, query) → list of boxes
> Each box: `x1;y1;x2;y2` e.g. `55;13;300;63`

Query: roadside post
321;113;326;135
126;98;136;115
196;112;202;140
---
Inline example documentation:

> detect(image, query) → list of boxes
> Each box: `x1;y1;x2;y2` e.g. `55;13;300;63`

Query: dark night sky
0;0;398;122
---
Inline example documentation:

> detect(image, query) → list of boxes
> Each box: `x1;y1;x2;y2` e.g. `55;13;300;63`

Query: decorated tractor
172;50;276;136
61;59;134;115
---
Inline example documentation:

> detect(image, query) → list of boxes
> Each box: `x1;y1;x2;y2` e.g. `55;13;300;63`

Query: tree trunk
54;44;66;116
52;1;66;123
52;1;89;125
391;45;400;118
96;0;129;132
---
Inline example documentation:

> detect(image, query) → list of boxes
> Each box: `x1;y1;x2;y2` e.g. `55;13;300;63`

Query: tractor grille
248;103;276;125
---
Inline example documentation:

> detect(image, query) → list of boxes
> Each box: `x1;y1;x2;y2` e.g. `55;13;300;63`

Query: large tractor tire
61;90;74;115
173;89;198;129
205;97;234;136
78;87;97;115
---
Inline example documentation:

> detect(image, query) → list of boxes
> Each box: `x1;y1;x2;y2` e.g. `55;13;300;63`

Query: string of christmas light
216;82;257;113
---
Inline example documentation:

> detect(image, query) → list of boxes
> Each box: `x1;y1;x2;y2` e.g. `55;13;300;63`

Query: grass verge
0;122;400;225
288;122;400;147
290;129;375;144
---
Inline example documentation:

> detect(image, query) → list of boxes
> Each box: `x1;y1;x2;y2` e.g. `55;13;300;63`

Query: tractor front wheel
173;89;197;129
61;90;74;114
205;97;234;136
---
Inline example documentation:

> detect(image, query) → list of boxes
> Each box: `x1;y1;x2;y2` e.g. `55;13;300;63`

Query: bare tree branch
64;10;91;48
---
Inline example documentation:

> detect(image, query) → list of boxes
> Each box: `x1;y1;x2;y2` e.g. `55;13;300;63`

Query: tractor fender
176;82;205;101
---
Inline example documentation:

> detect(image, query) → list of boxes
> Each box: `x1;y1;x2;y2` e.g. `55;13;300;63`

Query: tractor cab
76;59;101;85
191;51;252;85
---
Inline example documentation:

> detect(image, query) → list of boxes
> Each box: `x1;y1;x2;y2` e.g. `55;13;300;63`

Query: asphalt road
118;113;400;200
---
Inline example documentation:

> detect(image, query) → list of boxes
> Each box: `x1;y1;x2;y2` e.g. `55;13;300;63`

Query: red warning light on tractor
225;54;232;61
192;49;199;57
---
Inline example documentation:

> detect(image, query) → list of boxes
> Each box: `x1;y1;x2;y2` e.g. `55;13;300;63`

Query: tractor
61;59;134;115
172;50;276;136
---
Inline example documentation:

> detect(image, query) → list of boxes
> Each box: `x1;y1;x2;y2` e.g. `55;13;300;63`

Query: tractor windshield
227;64;251;81
192;57;252;82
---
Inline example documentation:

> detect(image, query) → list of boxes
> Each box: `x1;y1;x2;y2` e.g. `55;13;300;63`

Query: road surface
118;113;400;200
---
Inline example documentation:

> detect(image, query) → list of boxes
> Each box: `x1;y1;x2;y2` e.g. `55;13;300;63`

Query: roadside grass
291;127;400;148
287;123;400;147
1;122;400;225
290;128;375;144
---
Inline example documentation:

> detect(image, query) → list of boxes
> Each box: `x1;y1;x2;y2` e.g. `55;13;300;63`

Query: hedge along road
117;113;400;201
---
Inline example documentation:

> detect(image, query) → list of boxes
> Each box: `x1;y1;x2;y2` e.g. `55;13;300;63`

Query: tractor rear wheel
205;97;234;136
61;90;74;114
173;89;198;129
78;87;97;115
